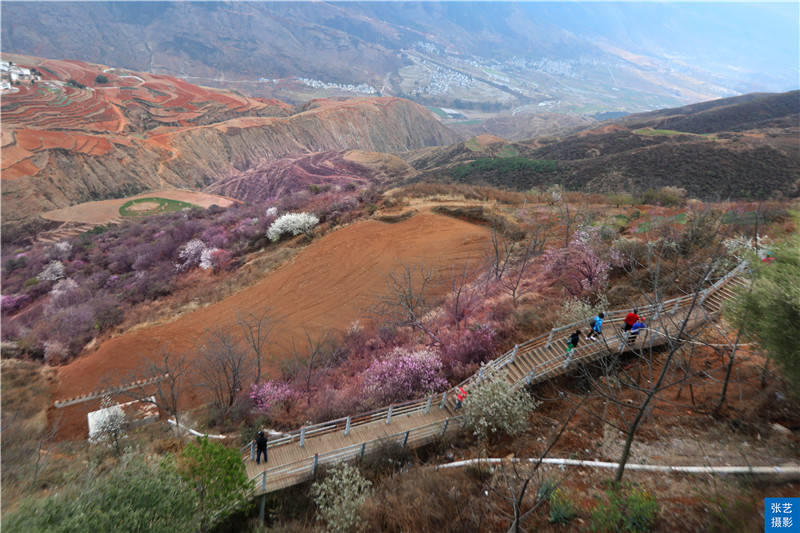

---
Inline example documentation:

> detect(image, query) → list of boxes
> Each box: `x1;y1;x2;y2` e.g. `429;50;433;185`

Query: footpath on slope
244;265;749;495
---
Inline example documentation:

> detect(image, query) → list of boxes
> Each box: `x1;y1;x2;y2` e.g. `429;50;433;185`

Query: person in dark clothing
255;430;268;464
623;309;639;332
564;330;581;367
586;312;605;340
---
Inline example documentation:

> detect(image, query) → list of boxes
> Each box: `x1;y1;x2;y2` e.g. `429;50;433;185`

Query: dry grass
360;466;490;532
392;182;537;205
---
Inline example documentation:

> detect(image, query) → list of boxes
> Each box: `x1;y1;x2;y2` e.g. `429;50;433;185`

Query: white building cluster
296;77;378;95
1;60;41;91
412;59;474;97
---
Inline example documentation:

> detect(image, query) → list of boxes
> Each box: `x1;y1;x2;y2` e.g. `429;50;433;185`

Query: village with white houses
1;59;41;92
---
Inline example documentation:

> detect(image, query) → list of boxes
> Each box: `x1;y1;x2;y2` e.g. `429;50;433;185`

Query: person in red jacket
623;309;639;333
455;386;467;410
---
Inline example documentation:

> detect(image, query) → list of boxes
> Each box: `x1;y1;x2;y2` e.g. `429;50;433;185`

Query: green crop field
119;197;198;217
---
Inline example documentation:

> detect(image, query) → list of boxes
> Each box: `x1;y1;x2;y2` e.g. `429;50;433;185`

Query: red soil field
51;212;490;438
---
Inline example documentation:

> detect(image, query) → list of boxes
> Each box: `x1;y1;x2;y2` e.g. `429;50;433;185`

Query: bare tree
32;416;61;485
500;225;549;306
376;263;442;345
443;264;482;332
198;327;251;414
119;349;191;436
486;400;583;533
236;307;277;384
486;222;518;282
283;329;341;404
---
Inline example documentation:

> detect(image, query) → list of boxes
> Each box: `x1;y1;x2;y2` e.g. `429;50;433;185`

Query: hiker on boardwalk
564;329;581;367
623;309;640;333
455;386;467;410
627;318;646;344
255;430;268;464
586;312;604;340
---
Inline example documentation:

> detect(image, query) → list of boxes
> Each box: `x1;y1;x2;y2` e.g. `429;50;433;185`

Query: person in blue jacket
628;318;646;344
586;312;604;340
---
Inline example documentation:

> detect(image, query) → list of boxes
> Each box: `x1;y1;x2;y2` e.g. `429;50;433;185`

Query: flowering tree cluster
1;184;375;361
38;260;65;281
542;228;609;301
250;380;295;415
362;347;448;406
267;212;319;242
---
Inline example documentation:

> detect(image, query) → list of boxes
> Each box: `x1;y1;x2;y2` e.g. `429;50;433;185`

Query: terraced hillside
1;54;458;226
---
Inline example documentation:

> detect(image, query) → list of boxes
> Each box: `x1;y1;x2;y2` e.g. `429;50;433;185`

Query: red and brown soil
50;212;489;438
1;53;458;224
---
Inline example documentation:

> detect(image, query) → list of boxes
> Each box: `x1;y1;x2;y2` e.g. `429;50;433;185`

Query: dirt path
52;212;489;438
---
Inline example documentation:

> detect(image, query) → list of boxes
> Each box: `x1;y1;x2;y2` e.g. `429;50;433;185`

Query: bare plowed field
41;190;237;225
52;212;489;437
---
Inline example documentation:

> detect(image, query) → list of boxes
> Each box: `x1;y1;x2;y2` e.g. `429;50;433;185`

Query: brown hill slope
1;54;457;225
51;211;489;438
407;91;800;200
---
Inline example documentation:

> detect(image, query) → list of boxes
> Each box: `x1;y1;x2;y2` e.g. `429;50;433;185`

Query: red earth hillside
50;211;489;438
1;54;458;224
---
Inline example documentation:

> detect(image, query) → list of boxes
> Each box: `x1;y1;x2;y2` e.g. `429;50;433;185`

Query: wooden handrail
243;263;748;487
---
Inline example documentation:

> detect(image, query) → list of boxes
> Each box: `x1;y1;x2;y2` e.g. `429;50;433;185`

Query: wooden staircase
244;263;751;495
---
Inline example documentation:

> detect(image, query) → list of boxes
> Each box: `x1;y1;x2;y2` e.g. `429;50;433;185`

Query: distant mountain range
404;91;800;200
3;2;797;117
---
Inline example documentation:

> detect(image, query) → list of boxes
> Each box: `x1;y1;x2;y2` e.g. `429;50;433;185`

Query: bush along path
243;264;749;495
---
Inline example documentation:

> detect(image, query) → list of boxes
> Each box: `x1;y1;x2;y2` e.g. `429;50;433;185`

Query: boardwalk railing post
510;344;518;364
425;396;433;414
250;441;255;461
344;416;351;436
258;472;267;525
299;427;306;448
312;454;319;477
671;299;680;314
386;406;393;424
360;442;366;461
440;391;447;409
545;329;555;349
440;419;449;436
402;431;410;447
653;303;663;322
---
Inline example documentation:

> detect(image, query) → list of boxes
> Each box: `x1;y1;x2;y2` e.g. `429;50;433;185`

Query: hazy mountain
3;2;797;117
404;90;800;200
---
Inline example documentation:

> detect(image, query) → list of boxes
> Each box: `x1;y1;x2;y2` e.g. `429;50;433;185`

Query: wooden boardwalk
245;266;749;495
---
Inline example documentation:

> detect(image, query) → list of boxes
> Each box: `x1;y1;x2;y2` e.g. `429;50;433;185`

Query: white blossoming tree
39;260;65;281
462;365;539;443
90;395;127;456
311;463;371;533
267;212;319;242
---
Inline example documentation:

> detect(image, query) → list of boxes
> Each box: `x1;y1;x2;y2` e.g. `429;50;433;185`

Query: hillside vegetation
404;90;800;201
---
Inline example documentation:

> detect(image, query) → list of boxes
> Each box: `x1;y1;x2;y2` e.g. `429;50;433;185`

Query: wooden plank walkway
245;265;749;495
